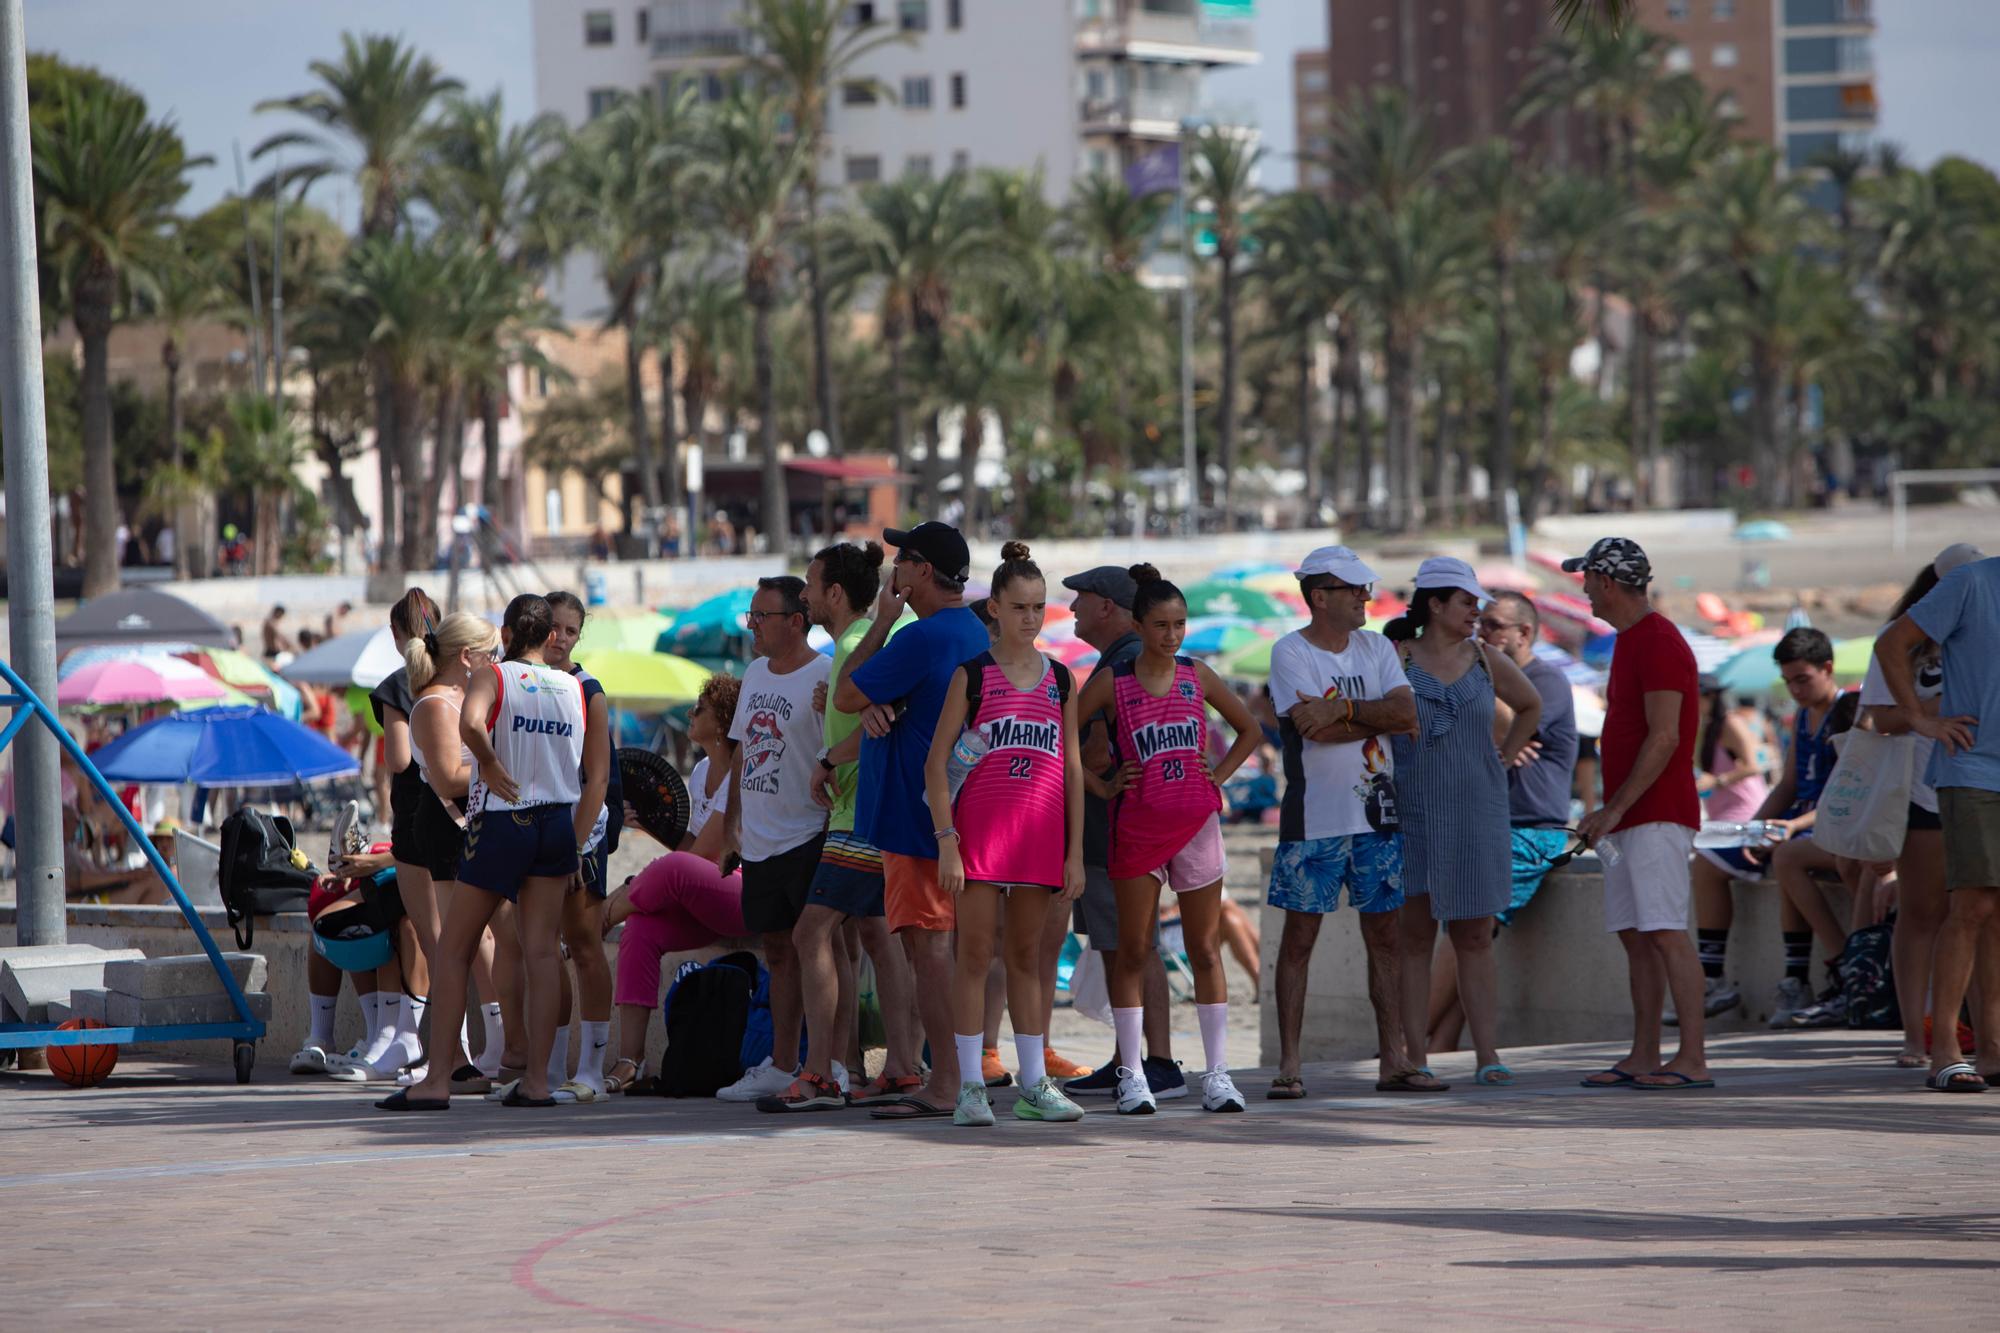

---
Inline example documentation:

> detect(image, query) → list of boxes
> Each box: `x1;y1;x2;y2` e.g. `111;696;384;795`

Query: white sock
401;993;429;1050
356;992;379;1054
1014;1032;1047;1089
577;1020;610;1090
476;1003;504;1075
366;997;420;1075
308;994;337;1050
954;1033;984;1090
547;1025;571;1086
1197;1002;1229;1074
359;994;397;1063
1113;1006;1144;1075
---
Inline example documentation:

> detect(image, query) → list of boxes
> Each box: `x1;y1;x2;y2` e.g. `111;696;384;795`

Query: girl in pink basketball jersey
1075;564;1261;1115
927;543;1087;1127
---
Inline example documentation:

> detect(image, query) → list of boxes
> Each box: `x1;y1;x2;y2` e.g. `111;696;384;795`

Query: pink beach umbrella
57;654;235;707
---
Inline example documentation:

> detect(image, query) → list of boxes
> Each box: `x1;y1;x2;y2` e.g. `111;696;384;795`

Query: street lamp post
1178;118;1199;534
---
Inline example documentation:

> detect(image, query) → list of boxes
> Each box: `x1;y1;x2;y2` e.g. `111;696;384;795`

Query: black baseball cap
884;522;971;585
1060;565;1138;611
1560;536;1652;587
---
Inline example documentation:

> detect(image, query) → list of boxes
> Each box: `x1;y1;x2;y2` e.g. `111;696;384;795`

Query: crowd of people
279;517;1998;1118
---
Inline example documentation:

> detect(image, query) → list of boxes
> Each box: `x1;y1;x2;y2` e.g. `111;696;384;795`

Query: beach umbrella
1677;625;1738;673
1219;637;1274;679
1531;641;1604;689
59;641;202;674
1182;617;1268;657
1180;582;1288;621
281;626;405;689
575;610;674;658
1735;519;1793;543
1476;563;1540;593
1833;636;1877;682
1038;637;1099;671
54;588;232;654
56;655;236;708
175;646;303;722
1532;592;1613;638
576;650;715;705
90;706;359;787
1713;644;1781;696
657;588;754;659
1211;560;1290;583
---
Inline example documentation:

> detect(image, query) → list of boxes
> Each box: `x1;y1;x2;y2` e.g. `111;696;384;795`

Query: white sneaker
326;1059;371;1084
394;1063;430;1087
289;1046;329;1075
1115;1065;1157;1116
832;1061;851;1096
716;1057;796;1102
1201;1067;1246;1113
328;799;365;867
953;1081;996;1127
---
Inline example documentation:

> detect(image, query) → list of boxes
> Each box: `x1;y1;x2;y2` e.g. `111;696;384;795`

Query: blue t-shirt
1910;557;2000;794
851;606;991;858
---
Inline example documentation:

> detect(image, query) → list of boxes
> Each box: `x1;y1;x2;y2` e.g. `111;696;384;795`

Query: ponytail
501;594;554;661
405;611;501;691
390;586;441;642
1384;587;1444;643
1127;562;1184;623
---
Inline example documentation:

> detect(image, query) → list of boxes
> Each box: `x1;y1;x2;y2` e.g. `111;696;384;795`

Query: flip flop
1894;1052;1928;1069
553;1081;605;1104
868;1094;953;1120
374;1089;450;1112
485;1077;521;1103
1632;1071;1715;1090
1375;1070;1451;1093
449;1064;492;1094
502;1085;557;1108
1266;1075;1307;1100
1474;1064;1513;1086
1926;1062;1987;1094
1579;1067;1638;1088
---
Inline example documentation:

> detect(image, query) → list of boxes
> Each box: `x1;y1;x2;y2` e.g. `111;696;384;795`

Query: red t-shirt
1601;612;1700;833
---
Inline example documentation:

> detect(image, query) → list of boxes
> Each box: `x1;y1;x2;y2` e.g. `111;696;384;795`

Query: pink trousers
612;851;747;1007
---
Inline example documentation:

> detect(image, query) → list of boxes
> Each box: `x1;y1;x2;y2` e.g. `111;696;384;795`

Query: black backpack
217;806;316;948
1840;919;1899;1030
655;950;758;1097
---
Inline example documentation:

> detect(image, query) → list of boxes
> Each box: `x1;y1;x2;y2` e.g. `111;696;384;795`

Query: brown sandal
604;1057;642;1094
1266;1075;1306;1100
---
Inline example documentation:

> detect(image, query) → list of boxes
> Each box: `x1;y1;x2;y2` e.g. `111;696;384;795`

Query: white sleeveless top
409;693;472;790
469;660;586;813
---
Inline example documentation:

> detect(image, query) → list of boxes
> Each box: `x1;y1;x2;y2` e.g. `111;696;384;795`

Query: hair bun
862;540;884;567
1000;540;1031;563
1127;562;1161;584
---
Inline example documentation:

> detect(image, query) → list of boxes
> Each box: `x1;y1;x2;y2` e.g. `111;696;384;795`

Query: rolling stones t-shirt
1268;629;1412;841
727;652;833;861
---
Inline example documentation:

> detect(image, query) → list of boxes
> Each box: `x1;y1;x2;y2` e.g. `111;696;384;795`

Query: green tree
1450;138;1535;520
1188;126;1262;528
1066;171;1170;276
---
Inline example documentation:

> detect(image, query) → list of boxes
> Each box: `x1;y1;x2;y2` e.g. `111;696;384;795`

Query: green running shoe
953;1080;996;1127
1014;1075;1086;1122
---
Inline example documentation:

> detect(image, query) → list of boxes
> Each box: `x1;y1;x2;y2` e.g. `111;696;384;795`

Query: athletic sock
359;993;396;1064
366;997;421;1075
356;992;379;1054
953;1034;984;1090
1783;931;1813;983
1014;1033;1047;1089
1112;1006;1144;1075
547;1025;571;1086
1196;1002;1229;1073
476;1002;505;1075
1696;928;1729;981
401;993;429;1053
577;1020;610;1090
308;994;338;1050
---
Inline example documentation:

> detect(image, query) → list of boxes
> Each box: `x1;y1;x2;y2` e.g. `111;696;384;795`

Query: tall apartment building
1294;48;1333;192
1075;0;1259;180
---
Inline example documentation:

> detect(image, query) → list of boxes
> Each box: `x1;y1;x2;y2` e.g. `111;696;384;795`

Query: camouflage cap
1560;537;1652;587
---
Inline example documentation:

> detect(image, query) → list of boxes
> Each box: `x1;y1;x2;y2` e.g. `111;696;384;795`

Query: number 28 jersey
1108;655;1220;879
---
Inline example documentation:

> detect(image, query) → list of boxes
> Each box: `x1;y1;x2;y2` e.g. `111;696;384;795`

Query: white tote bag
1811;730;1914;863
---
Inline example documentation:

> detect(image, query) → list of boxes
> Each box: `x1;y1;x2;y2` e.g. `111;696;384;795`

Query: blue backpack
657;952;759;1097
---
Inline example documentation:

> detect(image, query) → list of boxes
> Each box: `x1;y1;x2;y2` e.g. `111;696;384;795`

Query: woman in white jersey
378;595;585;1111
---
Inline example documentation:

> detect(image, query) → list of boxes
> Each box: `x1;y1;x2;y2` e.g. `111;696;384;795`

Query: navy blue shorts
458;803;578;902
806;831;886;919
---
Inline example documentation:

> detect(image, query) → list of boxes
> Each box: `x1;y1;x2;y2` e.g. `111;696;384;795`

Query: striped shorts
807;830;886;918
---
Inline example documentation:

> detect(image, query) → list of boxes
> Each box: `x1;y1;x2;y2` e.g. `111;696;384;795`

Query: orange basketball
47;1017;118;1088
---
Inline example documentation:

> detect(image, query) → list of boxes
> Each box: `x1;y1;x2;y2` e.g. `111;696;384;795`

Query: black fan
618;747;693;848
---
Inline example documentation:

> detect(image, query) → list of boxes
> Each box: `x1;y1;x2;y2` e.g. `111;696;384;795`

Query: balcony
1080;88;1199;137
1074;3;1257;66
1783;0;1873;29
648;0;748;59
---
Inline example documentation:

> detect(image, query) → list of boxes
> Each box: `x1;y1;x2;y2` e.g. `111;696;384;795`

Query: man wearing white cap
1265;546;1430;1096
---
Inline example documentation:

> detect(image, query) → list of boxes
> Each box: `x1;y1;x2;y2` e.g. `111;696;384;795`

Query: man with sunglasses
1480;592;1580;922
832;522;990;1119
1265;546;1427;1096
715;575;834;1103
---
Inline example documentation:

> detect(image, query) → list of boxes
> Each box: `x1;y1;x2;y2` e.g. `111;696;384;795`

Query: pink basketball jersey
955;654;1068;889
1109;655;1220;878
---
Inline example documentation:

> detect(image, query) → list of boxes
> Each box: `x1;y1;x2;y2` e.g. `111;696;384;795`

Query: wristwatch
816;746;835;772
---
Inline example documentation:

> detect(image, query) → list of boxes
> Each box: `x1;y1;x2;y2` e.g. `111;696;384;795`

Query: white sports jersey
469;660;585;813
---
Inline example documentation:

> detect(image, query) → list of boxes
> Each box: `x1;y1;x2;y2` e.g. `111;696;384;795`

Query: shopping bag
1812;730;1913;863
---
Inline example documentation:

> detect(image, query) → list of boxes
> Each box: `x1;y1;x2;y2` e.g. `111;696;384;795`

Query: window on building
899;0;929;31
636;8;649;42
1712;42;1738;67
1717;92;1740;118
846;154;882;183
842;81;879;106
586;87;621;119
905;154;933;180
1786;83;1864;122
1785;34;1870;76
953;149;971;173
902;75;932;108
947;0;963;29
1712;0;1736;17
849;2;877;24
1666;0;1688;17
584;9;614;44
703;72;727;101
1299;67;1329;93
1665;45;1692;72
950;72;966;108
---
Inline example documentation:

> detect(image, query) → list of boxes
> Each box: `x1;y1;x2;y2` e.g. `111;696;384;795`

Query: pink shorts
1141;813;1226;893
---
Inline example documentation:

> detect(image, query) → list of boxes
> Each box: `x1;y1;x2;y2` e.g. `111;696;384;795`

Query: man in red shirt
1568;538;1713;1090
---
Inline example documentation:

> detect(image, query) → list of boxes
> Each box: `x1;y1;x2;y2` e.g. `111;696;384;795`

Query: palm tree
221;394;308;576
742;0;910;460
1450;138;1534;522
1188;126;1262;529
1327;85;1436;213
1250;190;1350;516
669;270;748;495
1066;171;1171;275
701;89;809;548
32;82;209;597
145;241;228;576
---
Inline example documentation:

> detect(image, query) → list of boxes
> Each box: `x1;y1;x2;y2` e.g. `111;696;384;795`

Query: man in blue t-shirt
832;521;989;1118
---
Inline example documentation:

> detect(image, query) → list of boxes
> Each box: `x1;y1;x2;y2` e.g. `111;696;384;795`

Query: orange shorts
882;851;955;935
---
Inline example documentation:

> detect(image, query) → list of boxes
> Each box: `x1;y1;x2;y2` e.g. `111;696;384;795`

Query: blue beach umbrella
656;588;755;660
90;706;360;787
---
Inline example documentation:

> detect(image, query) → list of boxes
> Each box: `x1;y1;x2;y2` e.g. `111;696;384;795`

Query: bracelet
934;826;959;842
1344;698;1355;725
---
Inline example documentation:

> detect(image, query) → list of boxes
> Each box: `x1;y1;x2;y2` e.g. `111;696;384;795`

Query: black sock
1783;931;1813;983
1697;928;1729;981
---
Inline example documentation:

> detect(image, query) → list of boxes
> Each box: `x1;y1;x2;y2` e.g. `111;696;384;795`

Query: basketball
47;1018;118;1088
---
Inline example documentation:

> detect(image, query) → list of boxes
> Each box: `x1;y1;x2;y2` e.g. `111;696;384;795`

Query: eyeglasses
1310;580;1372;598
1477;617;1522;634
894;550;928;566
745;609;800;624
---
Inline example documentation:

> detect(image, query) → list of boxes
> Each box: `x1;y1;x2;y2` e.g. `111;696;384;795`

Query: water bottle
1693;820;1778;850
945;728;989;802
1595;834;1622;868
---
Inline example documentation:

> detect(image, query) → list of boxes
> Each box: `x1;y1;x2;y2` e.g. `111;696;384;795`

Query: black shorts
1907;801;1943;832
388;766;424;865
741;832;826;935
414;785;466;882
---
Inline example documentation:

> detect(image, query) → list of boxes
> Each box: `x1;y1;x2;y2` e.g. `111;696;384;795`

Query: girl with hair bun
1073;562;1263;1116
925;541;1089;1126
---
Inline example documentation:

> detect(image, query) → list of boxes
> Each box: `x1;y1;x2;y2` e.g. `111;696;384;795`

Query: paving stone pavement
1;1029;1994;1329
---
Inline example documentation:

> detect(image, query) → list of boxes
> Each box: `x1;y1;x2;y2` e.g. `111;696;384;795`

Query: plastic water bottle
945;729;989;802
1694;820;1779;850
1595;834;1622;868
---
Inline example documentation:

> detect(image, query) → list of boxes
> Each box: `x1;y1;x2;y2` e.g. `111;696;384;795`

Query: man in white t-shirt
1264;546;1429;1095
719;575;834;1102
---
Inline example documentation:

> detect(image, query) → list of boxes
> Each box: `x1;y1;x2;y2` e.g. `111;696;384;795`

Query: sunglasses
1477;617;1523;633
1533;830;1593;870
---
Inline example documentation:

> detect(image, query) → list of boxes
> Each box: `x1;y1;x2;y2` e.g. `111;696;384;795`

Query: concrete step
105;990;272;1027
64;988;109;1024
102;953;267;1000
0;946;147;1022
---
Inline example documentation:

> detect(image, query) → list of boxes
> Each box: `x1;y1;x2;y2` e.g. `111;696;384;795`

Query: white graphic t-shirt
686;756;730;838
728;653;833;861
1268;629;1411;841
